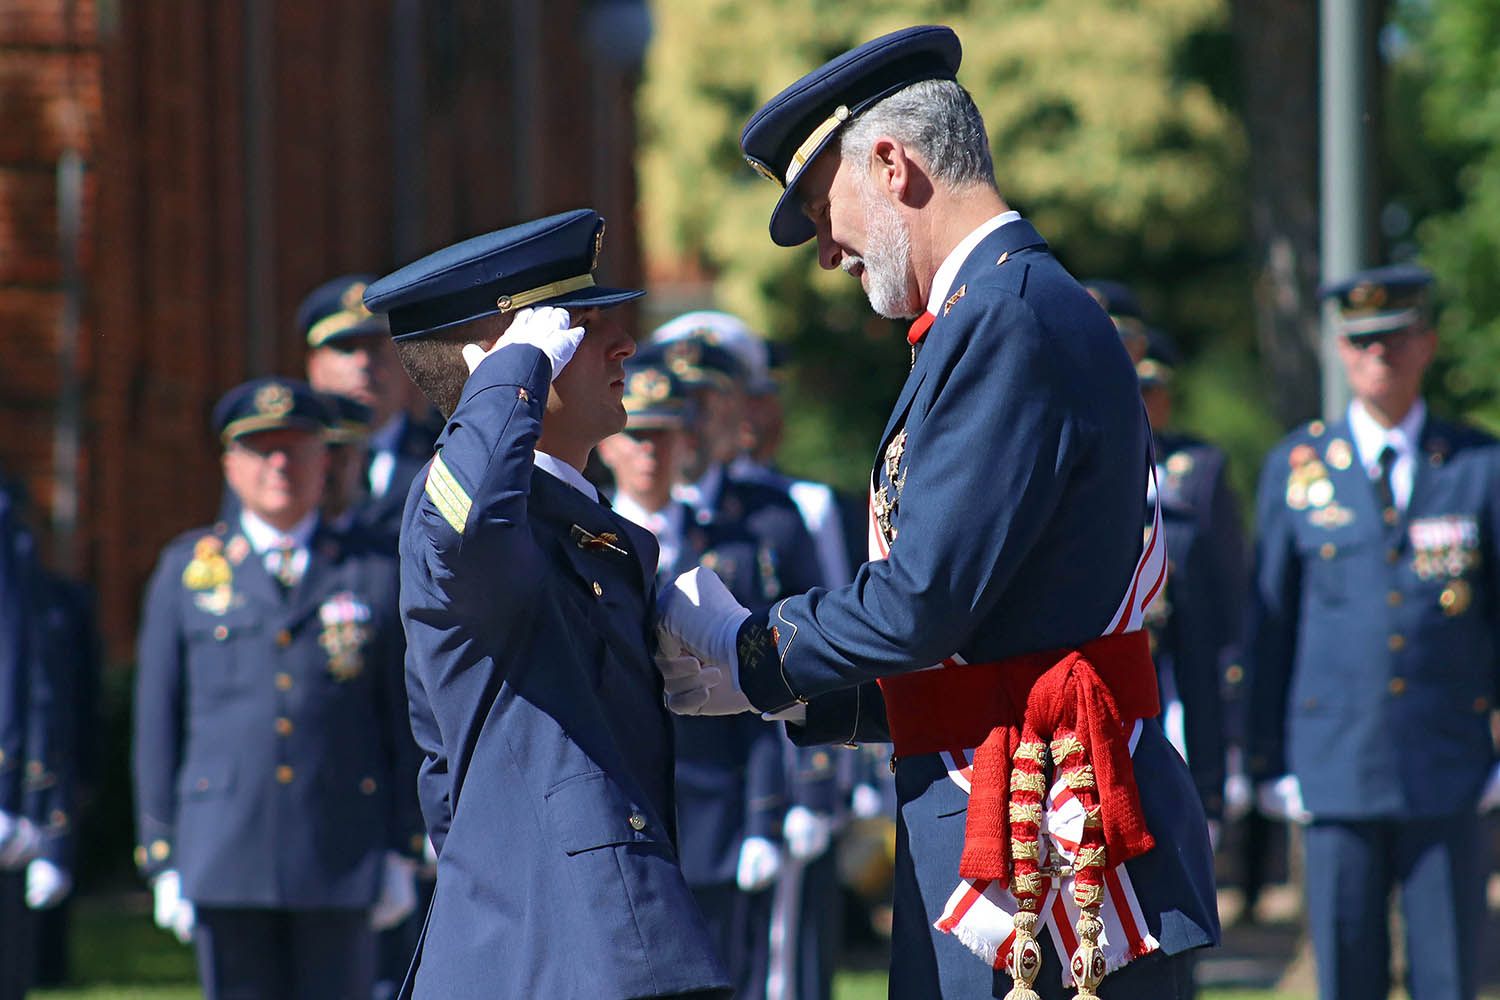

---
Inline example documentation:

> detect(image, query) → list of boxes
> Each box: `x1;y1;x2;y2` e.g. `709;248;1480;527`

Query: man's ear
870;136;910;200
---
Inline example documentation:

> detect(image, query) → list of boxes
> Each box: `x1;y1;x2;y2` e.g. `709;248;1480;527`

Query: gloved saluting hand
656;567;754;716
461;305;586;379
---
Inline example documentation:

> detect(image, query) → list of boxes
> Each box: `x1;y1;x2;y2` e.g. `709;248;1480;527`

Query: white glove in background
850;783;884;820
152;870;195;944
0;811;41;870
369;852;419;931
736;836;783;892
461;306;585;379
1256;774;1312;824
782;806;832;862
1477;761;1500;814
25;858;71;910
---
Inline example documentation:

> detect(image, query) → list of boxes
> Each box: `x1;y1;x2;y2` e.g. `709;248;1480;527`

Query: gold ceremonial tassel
1004;910;1043;1000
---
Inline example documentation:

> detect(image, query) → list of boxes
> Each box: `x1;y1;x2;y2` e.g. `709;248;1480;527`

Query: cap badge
339;282;371;316
1348;282;1387;311
592;221;607;272
254;383;294;418
627;370;670;404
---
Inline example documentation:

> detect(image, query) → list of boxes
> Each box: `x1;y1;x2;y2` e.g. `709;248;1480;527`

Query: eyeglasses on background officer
362;209;731;999
1246;264;1500;1000
131;377;423;1000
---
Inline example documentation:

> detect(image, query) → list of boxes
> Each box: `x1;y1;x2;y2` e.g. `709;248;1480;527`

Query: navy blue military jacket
1247;415;1500;818
668;479;822;886
1147;433;1245;818
740;219;1219;958
0;488;32;817
132;520;421;908
399;345;727;999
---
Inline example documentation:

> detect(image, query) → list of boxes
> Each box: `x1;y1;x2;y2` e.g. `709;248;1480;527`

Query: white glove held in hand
850;783;884;820
657;567;753;716
461;305;585;380
656;650;723;715
736;836;782;892
782;806;832;862
1477;761;1500;814
152;870;195;944
1256;774;1311;824
25;858;71;910
0;812;41;869
369;852;419;931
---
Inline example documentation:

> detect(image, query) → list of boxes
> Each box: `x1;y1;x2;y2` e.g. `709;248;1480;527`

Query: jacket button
276;629;292;647
592;581;604;598
274;718;293;737
276;765;295;784
627;812;647;831
1388;634;1406;652
213;625;229;641
275;673;293;691
1388;677;1406;695
150;839;170;861
1382;507;1398;525
1319;543;1336;560
1386;549;1400;564
360;777;377;795
1386;591;1402;607
1475;697;1490;713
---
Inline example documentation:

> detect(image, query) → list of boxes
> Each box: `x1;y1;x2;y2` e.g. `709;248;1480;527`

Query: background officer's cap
317;392;374;446
651;310;775;394
297;275;389;348
1319;264;1433;338
1136;329;1181;387
634;337;746;393
1083;279;1149;360
740;25;962;248
621;355;694;431
212;378;331;445
363;209;645;341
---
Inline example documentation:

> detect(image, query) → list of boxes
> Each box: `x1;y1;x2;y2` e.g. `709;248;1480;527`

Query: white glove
1223;771;1254;824
0;812;41;869
657;567;753;715
25;858;72;910
782;806;833;862
1205;819;1222;855
1255;774;1311;824
736;835;782;892
461;305;585;380
369;852;419;931
851;783;884;820
152;870;195;944
656;650;723;715
1477;761;1500;814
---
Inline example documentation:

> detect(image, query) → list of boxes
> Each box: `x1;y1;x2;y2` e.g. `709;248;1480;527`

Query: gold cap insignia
626;370;670;406
747;157;781;186
339;281;371;315
592;221;607;272
254;383;294;418
1347;282;1388;311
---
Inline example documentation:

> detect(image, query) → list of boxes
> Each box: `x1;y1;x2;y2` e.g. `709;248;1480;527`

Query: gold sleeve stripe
424;455;471;534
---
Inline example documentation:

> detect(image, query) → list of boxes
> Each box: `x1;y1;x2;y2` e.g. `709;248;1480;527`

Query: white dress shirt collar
925;210;1023;316
533;451;599;502
239;509;317;553
1348;398;1426;472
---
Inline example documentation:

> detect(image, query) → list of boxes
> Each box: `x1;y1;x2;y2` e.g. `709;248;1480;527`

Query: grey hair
838;79;995;190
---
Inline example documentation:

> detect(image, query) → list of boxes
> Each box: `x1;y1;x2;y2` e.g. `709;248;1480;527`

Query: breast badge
1288;444;1351;526
1409;515;1481;581
318;591;372;681
875;429;908;544
1439;579;1472;617
183;536;236;616
1325;439;1353;471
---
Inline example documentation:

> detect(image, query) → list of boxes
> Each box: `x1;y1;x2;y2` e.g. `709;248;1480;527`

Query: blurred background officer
300;276;436;548
316;393;375;532
1247;265;1500;1000
132;378;422;1000
364;210;729;999
1085;280;1246;838
600;341;819;999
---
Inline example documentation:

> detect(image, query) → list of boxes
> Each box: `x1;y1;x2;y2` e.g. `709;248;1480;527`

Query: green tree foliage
1395;2;1500;432
638;0;1259;492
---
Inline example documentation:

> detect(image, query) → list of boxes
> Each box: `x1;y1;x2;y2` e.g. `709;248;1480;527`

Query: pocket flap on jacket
545;771;664;856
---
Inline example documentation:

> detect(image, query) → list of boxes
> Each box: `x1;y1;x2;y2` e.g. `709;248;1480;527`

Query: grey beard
853;194;919;320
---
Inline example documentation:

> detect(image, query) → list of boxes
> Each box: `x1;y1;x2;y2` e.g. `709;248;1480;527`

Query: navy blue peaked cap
1319;264;1433;337
318;392;374;444
1137;329;1180;386
635;336;747;392
740;25;962;248
363;209;645;341
297;274;387;347
622;355;693;430
212;378;331;444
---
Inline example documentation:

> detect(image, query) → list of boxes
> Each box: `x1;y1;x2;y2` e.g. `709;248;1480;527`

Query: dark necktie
271;542;299;591
1373;444;1398;523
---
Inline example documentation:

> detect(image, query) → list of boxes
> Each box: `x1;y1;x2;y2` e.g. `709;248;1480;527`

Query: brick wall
2;0;646;657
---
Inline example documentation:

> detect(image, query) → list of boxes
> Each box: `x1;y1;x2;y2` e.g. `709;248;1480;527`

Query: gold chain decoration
1004;732;1049;1000
1053;727;1109;999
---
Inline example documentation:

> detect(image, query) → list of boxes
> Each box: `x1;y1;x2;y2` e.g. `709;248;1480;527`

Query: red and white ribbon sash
867;431;1167;976
933;739;1160;983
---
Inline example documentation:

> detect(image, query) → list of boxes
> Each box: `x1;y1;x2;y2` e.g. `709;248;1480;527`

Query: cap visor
767;128;844;247
547;286;647;312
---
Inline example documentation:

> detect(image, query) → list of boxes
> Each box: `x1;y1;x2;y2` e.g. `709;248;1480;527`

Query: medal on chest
318;591;373;681
874;428;908;545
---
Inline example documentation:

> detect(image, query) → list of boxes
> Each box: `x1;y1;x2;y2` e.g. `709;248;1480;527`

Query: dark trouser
0;870;33;1000
375;872;434;1000
1304;815;1486;1000
194;907;374;1000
